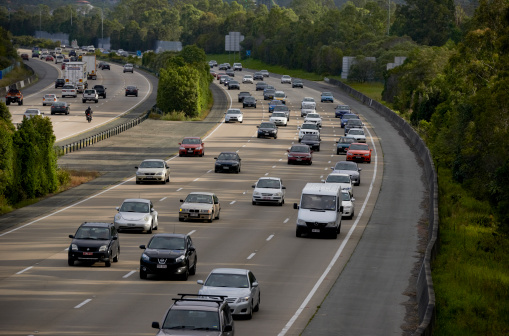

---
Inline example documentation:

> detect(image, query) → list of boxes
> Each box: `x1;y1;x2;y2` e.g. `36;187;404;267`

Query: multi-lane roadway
0;63;424;335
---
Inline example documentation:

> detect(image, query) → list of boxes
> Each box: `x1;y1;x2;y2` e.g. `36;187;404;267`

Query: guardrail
1;64;37;96
56;107;154;155
326;78;439;336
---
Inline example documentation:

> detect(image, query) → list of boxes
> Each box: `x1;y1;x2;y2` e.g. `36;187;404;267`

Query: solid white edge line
278;127;378;336
74;299;92;309
123;270;136;279
16;266;33;275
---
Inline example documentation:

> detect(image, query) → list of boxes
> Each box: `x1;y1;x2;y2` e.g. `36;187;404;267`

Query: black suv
152;294;234;336
214;152;242;173
237;91;251;103
257;121;278;139
68;222;120;267
243;96;257;108
292;78;304;88
139;233;197;280
55;78;65;88
93;85;107;98
125;85;138;97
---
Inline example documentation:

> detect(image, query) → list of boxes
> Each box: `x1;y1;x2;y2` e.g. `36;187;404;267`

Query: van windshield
301;194;336;211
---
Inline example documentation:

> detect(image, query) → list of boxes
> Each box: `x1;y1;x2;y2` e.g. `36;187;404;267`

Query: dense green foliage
0;27;18;69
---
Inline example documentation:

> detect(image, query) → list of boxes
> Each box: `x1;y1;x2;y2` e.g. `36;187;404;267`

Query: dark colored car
51;101;70;115
269;99;284;113
238;91;251;103
151;294;234;336
292;78;304;88
226;69;235;77
320;91;334;103
55;78;65;88
68;222;120;267
336;136;356;154
125;85;138;97
222;76;231;86
287;144;313;165
335;105;352;118
256;81;268;91
344;118;364;134
45;55;54;61
139;233;197;280
21;53;29;61
179;137;204;157
93;84;107;98
102;63;110;70
331;161;362;185
257;121;278;139
260;70;270;77
214;151;242;173
263;88;276;100
341;113;360;128
243;96;257;108
98;61;107;69
300;134;321;151
253;72;264;80
228;80;240;90
218;63;228;70
273;104;290;120
31;52;39;58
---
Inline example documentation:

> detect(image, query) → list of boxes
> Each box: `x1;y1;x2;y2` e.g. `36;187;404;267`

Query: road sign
136;50;142;57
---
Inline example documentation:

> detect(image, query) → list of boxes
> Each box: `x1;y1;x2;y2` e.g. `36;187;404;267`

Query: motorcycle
85;109;92;123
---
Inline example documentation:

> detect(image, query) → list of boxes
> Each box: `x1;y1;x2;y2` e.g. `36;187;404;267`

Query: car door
165;163;170;178
110;226;119;254
186;236;196;267
150;202;158;225
213;195;220;215
248;272;260;307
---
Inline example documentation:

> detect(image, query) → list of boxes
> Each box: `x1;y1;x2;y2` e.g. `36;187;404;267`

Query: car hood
71;239;111;248
199;286;251;298
347;149;369;154
137;168;165;174
254;187;282;194
118;212;149;221
216;159;239;165
298;209;338;222
144;249;184;258
181;203;212;210
157;329;221;336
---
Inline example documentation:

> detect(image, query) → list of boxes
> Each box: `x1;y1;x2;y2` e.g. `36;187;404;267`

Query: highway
0;66;424;335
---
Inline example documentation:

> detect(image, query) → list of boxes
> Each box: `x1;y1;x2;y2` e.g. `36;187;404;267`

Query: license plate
128;224;136;226
223;166;229;169
188;150;193;152
263;197;271;200
83;252;93;255
312;229;320;233
190;213;198;217
157;264;167;269
265;133;269;135
297;159;302;161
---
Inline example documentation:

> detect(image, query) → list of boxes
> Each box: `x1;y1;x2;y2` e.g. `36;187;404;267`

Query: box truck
82;55;97;80
64;62;88;93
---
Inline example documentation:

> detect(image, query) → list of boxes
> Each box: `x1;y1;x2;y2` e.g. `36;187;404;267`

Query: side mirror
330;167;334;170
214;157;218;160
150;208;155;212
321;179;325;183
178;143;181;145
152;322;160;329
358;168;362;171
197;280;204;285
139;245;146;249
252;185;255;188
69;235;74;238
252;281;259;287
116;207;120;211
189;246;195;252
135;166;138;169
282;186;286;189
180;199;184;202
112;236;118;240
293;203;299;209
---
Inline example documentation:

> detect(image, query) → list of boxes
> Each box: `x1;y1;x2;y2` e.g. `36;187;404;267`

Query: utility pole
387;0;390;35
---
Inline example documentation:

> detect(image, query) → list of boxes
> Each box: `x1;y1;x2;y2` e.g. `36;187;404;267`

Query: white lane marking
188;230;196;235
159;197;167;201
123;271;136;279
328;161;331;164
243;191;246;195
74;299;92;309
278;126;378;336
324;167;328;170
207;170;212;173
236;149;239;153
176;188;183;192
283;218;289;224
267;235;274;241
272;165;276;168
193;178;199;182
265;173;269;176
16;266;33;275
247;253;256;260
320;175;323;179
242;144;246;147
230;200;236;205
279;159;282;161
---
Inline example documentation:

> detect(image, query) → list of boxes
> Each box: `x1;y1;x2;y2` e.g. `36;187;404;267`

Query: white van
293;183;343;239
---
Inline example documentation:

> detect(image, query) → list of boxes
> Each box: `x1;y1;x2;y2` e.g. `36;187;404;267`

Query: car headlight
115;214;122;220
71;244;78;251
196;146;202;150
99;245;107;252
297;219;306;225
141;253;150;262
201;209;212;214
253;191;261;196
237;296;250;303
179;146;185;150
326;221;336;227
274;192;282;196
288;154;294;158
143;215;150;222
364;153;370;156
136;171;142;175
155;172;163;175
176;255;185;263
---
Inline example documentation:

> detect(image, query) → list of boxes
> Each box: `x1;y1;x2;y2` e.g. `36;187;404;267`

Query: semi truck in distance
64;62;88;93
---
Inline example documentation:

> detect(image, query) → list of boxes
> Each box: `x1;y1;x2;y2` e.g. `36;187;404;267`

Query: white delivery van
294;183;343;239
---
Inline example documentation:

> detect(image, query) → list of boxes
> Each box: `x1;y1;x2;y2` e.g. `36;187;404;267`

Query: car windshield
334;162;358;171
257;179;281;188
257;83;267;87
349;144;369;150
75;227;110;240
163;309;220;331
244;97;255;102
185;194;213;204
341;192;352;201
322;92;332;96
339;137;355;144
182;138;201;144
301;124;318;129
275;92;285;98
63;85;74;89
217;153;238;161
229;81;238;84
270;100;283;106
52;102;65;107
348;129;364;135
342;114;358;120
139;160;164;168
348;120;363;125
244;75;252;79
272;112;286;118
264;89;275;94
205;273;249;288
326;175;351;183
120;201;150;213
84;90;94;94
303;98;314;102
307;114;320;118
273;106;289;112
44;94;55;99
227;110;240;114
148;236;185;250
301;194;336;211
260;123;275;128
290;146;310;153
127;86;137;90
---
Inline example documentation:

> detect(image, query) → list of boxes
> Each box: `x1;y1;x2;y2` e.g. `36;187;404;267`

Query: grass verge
0;65;34;88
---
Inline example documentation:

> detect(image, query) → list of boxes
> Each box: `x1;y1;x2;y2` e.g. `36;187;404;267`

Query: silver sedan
114;198;158;233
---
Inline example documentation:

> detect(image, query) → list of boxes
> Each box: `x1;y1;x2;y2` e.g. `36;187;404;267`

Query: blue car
340;113;360;128
268;99;284;113
320;91;334;103
335;105;351;118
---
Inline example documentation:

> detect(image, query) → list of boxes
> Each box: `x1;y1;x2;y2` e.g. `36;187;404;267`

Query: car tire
51;112;54;115
279;200;283;206
166;175;170;182
105;256;112;267
179;217;184;222
246;303;253;320
274;135;277;139
136;180;140;184
113;247;120;262
252;200;257;205
68;258;74;266
140;269;147;279
82;99;86;103
181;266;189;281
309;161;312;165
287;160;291;164
215;209;220;220
337;150;340;155
330;230;338;239
207;216;213;223
189;258;197;275
147;223;153;234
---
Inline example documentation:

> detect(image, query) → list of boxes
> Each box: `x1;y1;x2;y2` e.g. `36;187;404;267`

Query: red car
21;53;29;61
287;144;313;165
346;143;372;163
45;55;54;61
179;137;205;157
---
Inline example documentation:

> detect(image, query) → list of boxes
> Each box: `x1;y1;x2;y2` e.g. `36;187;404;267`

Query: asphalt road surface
0;67;425;336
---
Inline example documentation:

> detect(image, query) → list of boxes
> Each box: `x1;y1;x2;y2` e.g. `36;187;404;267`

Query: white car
298;122;320;141
42;94;58;106
23;109;44;119
304;113;322;127
345;128;367;143
233;62;242;71
87;45;95;52
55;55;64;64
301;97;316;109
252;177;286;205
197;268;261;319
242;75;253;84
300;107;316;117
281;75;292;84
62;84;77;98
341;190;355;219
114;198;159;233
274;90;287;104
135;159;170;184
269;112;288;126
225;108;243;123
179;192;221;223
123;63;134;73
323;173;354;197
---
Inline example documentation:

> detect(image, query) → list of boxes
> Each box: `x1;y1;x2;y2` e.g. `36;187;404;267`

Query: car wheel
140;269;147;279
207;216;213;223
179;217;184;222
104;94;107;98
199;152;204;157
82;99;86;103
162;178;166;184
287;160;291;165
337;150;340;155
68;258;74;266
349;211;354;220
105;256;112;267
246;302;253;320
166;175;170;182
215;209;220;220
279;200;283;206
51;112;54;115
274;135;277;139
309;161;312;165
189;258;197;275
181;265;189;281
253;293;260;312
113;247;120;262
317;147;320;152
147;222;153;234
330;230;338;239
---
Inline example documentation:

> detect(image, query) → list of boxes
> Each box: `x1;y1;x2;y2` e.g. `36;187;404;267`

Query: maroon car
287;144;313;165
179;137;205;157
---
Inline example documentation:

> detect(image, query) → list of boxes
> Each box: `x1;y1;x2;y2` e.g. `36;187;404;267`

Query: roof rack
173;293;228;306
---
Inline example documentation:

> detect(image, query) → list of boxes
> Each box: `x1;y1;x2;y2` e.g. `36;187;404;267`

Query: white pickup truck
82;89;98;103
